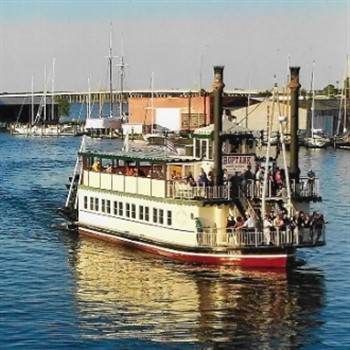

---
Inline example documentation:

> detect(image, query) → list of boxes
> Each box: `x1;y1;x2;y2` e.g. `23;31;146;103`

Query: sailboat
84;23;122;138
304;61;330;148
334;57;350;149
11;60;79;137
11;67;53;137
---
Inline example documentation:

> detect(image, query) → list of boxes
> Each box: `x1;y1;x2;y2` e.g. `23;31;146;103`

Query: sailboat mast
52;58;55;121
44;65;47;122
311;61;315;138
119;54;124;118
108;23;113;118
87;76;91;120
151;72;154;133
117;36;127;119
344;56;349;133
31;76;34;125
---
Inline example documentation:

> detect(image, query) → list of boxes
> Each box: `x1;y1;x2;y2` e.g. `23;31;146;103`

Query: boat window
153;208;158;223
102;199;106;212
167;210;172;226
118;202;123;216
131;204;136;219
84;196;88;209
139;205;144;220
114;201;118;215
126;203;130;217
159;209;164;224
106;200;111;214
153;165;165;179
95;198;99;211
145;207;149;221
90;197;94;211
169;165;182;180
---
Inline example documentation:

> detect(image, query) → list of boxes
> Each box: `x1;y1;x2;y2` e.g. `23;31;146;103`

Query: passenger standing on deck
233;216;244;229
273;167;283;191
307;169;316;195
191;213;204;245
242;214;258;228
263;214;273;244
198;168;208;187
229;171;241;198
226;214;235;231
223;169;229;185
242;165;254;196
255;165;264;196
92;159;101;172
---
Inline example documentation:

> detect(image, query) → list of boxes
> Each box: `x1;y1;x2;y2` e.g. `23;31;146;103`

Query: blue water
0;132;349;349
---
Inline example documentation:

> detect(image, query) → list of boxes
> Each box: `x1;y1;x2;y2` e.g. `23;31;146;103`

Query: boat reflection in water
68;235;325;346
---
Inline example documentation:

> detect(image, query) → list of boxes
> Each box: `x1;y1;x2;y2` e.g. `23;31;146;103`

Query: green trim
193;133;213;140
79;151;199;163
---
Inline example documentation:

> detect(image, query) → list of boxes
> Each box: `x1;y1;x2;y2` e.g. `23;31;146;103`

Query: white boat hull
79;226;296;268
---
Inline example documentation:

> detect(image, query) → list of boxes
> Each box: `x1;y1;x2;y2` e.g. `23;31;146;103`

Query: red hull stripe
79;227;295;268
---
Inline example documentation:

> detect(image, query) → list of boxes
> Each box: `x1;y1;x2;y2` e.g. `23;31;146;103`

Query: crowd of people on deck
234;164;288;197
228;163;319;199
90;159;165;179
91;158;317;198
170;167;214;188
224;205;325;244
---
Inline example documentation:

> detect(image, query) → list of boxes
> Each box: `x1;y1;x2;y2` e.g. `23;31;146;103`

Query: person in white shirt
263;214;273;244
243;214;258;228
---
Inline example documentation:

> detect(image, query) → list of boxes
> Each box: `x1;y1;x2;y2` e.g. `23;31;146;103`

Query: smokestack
212;66;225;186
288;66;301;181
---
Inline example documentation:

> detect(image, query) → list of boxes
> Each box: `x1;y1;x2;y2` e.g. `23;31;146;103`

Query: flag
164;138;178;155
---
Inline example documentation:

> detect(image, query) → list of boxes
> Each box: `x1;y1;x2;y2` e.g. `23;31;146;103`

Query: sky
0;0;349;93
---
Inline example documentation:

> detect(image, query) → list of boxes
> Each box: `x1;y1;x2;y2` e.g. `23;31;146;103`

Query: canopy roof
79;149;201;163
193;117;259;139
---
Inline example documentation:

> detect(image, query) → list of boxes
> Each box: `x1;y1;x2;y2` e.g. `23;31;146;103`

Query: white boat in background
304;129;330;148
303;62;330;148
334;57;350;150
59;66;326;269
11;60;84;137
84;23;123;139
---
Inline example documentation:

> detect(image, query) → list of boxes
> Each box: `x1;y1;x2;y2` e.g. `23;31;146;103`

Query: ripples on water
0;133;349;349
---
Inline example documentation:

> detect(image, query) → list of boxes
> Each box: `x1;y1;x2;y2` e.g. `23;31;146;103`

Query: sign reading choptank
222;154;256;175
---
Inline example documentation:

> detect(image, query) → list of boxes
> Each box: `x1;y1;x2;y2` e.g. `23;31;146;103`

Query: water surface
0;133;349;349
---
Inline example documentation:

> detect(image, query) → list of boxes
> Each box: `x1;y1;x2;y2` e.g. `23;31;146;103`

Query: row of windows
84;196;172;225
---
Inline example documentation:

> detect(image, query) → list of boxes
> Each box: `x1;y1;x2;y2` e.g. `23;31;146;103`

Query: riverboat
60;66;326;268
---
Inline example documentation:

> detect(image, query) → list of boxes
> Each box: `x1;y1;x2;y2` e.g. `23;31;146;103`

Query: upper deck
80;162;321;203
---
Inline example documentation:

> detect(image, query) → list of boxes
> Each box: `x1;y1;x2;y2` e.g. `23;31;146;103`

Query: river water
0;132;349;349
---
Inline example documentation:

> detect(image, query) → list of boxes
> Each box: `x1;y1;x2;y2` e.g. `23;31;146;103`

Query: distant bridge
0;88;264;104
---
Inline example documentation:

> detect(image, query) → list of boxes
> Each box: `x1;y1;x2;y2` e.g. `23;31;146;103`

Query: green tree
56;97;70;117
322;84;336;96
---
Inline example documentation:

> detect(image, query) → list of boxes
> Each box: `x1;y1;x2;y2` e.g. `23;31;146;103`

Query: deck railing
167;181;229;200
197;226;326;248
240;177;320;199
83;170;320;201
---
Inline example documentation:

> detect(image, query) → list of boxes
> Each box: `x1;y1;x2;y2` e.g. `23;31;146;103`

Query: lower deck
77;187;326;251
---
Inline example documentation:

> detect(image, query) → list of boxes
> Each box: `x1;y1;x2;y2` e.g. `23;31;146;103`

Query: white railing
292;177;320;198
82;170;320;202
196;226;326;248
241;177;320;199
167;181;229;200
